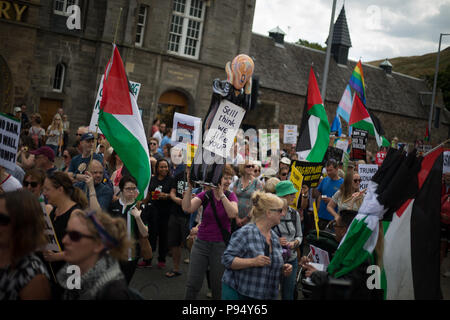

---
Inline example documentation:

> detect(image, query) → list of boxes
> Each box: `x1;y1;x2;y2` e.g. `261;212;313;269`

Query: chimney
326;6;352;65
380;58;393;74
268;26;286;46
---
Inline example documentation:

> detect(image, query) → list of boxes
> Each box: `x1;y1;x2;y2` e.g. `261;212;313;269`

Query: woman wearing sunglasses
42;172;88;277
23;169;46;199
0;190;51;300
233;161;263;231
56;209;133;299
221;191;292;300
327;166;365;220
60;147;78;173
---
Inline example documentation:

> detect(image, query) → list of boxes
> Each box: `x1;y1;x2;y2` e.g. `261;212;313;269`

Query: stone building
0;1;447;149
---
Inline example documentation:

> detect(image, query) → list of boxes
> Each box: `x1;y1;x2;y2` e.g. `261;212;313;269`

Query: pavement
129;247;450;300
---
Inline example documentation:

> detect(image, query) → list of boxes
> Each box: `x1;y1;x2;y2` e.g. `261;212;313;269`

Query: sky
252;0;450;62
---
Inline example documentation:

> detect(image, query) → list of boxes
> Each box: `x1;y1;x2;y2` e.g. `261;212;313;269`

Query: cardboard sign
171;112;201;149
203;100;246;157
0;113;20;171
289;166;303;209
292;160;323;188
358;164;378;191
323;146;344;164
41;201;61;252
375;151;387;166
283;125;298;144
89;75;141;133
351;128;368;161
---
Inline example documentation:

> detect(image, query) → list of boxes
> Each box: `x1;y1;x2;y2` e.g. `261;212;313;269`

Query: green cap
275;180;298;197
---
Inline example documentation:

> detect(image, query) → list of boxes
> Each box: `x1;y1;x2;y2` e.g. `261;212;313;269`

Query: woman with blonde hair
221;191;293;300
56;209;136;299
46;113;63;157
327;165;365;220
233;161;263;230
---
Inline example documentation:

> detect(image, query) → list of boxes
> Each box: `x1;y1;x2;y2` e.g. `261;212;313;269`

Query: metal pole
321;0;337;102
429;33;450;142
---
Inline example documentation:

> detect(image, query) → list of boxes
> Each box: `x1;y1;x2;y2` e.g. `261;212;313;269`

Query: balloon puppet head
226;54;254;94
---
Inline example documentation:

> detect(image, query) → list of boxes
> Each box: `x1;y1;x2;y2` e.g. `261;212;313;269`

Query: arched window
53;63;65;92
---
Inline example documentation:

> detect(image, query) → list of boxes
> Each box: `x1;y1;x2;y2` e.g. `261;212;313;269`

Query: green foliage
296;39;326;51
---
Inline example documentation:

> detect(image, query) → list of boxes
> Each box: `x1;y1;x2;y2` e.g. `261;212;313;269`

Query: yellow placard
289;166;303;209
313;201;320;239
186;144;198;167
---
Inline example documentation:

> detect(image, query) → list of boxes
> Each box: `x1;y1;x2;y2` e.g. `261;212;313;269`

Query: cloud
252;0;450;62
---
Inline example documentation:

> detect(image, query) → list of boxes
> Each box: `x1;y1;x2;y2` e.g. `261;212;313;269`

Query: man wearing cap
274;180;303;300
69;132;103;182
72;126;88;154
30;146;58;176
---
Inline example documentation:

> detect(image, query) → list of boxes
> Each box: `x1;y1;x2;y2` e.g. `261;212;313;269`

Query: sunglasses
65;230;96;242
76;133;82;136
150;142;157;146
281;173;288;177
245;165;254;168
63;155;69;159
353;179;361;183
0;213;11;226
269;208;283;213
23;181;39;188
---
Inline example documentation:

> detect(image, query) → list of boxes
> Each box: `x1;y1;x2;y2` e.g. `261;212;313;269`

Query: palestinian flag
383;147;443;299
296;67;330;162
99;45;151;201
349;94;389;148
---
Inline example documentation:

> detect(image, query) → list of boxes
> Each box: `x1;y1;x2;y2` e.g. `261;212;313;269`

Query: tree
295;39;326;51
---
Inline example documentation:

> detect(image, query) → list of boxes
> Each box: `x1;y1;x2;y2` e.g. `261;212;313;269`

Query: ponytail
71;186;88;209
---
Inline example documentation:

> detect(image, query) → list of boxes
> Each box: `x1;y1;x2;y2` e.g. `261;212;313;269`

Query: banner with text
289;166;303;209
0;113;20;171
292;160;323;188
283;124;298;144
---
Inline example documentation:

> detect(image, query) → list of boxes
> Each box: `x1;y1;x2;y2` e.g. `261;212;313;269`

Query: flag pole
321;0;337;103
423;138;450;156
90;8;123;166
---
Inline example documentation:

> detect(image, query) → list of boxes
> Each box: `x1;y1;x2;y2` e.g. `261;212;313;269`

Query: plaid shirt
222;223;284;300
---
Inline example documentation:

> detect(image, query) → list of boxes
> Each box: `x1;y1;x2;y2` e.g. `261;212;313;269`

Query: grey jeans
185;238;226;300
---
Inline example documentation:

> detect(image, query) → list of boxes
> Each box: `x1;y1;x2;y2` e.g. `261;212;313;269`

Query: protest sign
323;146;344;164
283;125;297;144
203;100;246;157
292;160;323;188
259;130;280;166
358;164;378;191
351;128;368;161
171;112;201;149
289;166;303;208
375;151;387;166
444;151;450;174
89;75;141;133
0;113;20;171
41;202;61;252
310;244;331;267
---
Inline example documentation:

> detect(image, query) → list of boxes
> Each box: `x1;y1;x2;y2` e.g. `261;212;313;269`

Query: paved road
129;248;450;300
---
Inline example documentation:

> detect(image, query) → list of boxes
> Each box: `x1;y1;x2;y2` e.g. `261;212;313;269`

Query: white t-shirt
152;131;162;144
1;174;22;192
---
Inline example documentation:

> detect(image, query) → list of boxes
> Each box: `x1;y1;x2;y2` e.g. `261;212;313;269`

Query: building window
135;5;148;47
54;0;79;16
53;63;65;92
168;0;205;59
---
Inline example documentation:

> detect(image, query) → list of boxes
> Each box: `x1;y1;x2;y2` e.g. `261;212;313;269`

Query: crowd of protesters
1;107;450;301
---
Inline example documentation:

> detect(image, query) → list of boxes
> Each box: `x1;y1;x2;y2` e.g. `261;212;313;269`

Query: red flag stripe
306;67;323;111
349;94;370;126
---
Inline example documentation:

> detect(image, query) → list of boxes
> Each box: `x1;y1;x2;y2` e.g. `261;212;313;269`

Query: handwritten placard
0;113;20;171
358;164;378;191
203;100;246;157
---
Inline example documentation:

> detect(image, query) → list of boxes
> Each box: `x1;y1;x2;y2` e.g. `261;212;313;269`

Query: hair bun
252;193;260;206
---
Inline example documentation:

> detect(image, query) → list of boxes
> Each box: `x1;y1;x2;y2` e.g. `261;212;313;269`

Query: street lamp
428;33;450;142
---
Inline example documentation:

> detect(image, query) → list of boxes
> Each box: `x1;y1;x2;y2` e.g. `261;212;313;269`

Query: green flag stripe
327;216;374;278
306;103;330;162
99;111;150;201
351;119;376;136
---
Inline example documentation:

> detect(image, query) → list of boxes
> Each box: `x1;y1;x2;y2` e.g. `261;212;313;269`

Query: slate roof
330;6;352;47
249;33;449;124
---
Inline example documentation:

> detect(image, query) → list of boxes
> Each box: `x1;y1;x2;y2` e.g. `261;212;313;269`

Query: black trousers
148;209;169;263
120;260;138;285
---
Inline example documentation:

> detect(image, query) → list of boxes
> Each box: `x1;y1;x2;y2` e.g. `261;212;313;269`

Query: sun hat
275;180;298;197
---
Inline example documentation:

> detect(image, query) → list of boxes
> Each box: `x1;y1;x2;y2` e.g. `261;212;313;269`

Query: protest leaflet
358;164;378;191
89;75;141;133
171;112;201;166
292;160;323;188
375;151;387;166
0;113;20;171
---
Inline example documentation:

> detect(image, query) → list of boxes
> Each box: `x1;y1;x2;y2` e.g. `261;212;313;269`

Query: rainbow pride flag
349;60;366;105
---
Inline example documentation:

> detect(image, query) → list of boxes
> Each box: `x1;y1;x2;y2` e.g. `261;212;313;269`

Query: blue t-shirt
317;176;344;221
68;153;104;175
